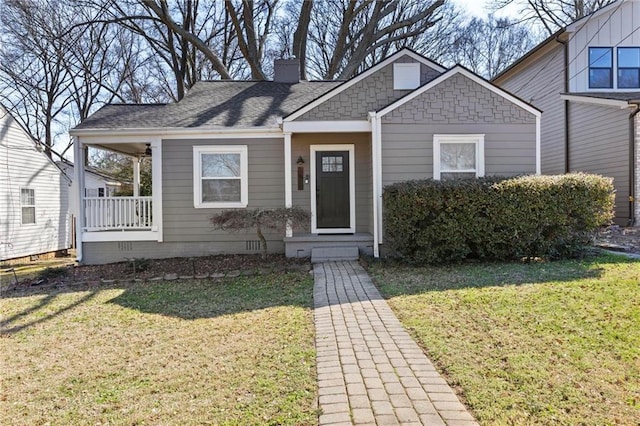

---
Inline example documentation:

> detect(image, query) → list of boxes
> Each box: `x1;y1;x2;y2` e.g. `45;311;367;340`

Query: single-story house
0;104;71;261
70;48;540;264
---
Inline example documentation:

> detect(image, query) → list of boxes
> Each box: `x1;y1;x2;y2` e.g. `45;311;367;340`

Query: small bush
383;174;614;263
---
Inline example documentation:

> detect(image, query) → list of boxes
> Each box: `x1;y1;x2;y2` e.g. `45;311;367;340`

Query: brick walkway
313;261;478;426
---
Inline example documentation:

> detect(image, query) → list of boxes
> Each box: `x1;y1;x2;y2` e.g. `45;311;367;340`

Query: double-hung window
193;145;248;208
20;188;36;224
433;135;485;180
618;47;640;88
589;47;613;89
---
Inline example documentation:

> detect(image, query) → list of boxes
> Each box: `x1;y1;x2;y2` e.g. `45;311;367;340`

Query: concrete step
311;246;359;263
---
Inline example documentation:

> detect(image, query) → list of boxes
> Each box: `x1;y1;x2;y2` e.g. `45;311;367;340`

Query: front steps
311;246;359;263
284;233;374;260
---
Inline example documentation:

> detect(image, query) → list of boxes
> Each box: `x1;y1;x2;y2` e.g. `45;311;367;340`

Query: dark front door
316;150;350;229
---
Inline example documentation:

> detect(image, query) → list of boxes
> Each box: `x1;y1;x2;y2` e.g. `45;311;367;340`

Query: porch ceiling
92;142;149;157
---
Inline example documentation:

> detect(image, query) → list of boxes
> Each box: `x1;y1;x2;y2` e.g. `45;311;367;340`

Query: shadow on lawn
366;252;639;296
109;273;313;320
0;272;312;335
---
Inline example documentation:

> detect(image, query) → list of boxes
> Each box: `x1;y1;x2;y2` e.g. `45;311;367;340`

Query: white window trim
393;63;421;90
193;145;248;208
20;187;36;225
433;135;485;180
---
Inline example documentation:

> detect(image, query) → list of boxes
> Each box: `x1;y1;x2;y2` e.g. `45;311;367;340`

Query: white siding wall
569;0;640;92
0;108;70;260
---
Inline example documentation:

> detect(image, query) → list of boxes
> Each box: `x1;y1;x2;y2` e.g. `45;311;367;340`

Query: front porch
284;233;374;259
73;135;163;246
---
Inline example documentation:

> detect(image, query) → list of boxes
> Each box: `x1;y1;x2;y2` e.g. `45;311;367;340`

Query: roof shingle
75;81;341;130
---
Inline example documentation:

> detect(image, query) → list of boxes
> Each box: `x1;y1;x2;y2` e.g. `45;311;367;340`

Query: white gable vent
393;62;420;90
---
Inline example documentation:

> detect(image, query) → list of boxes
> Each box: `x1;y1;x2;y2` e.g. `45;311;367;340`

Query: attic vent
245;240;261;251
393;62;420;90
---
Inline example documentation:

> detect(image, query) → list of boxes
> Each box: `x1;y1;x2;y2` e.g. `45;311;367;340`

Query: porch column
369;112;380;258
150;138;163;241
73;136;85;262
284;132;293;237
133;157;141;197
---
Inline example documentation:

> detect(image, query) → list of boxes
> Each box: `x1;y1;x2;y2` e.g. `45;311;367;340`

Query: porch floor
284;233;373;259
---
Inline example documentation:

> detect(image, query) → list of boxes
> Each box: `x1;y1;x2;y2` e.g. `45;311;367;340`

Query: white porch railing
83;196;153;231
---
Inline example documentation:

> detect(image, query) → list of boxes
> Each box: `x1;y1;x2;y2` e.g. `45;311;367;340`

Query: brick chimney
274;59;300;83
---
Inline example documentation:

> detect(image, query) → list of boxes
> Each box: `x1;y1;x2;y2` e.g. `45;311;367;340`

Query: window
393;63;421;90
322;156;343;172
618;47;640;88
433;135;485;180
589;47;613;88
20;188;35;224
85;188;105;197
193;145;248;208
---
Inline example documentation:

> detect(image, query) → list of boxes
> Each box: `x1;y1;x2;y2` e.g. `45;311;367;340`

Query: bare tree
304;0;448;80
443;16;536;79
0;0;77;156
491;0;617;35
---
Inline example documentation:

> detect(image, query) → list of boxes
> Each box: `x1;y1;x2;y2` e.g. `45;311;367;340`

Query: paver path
314;261;478;426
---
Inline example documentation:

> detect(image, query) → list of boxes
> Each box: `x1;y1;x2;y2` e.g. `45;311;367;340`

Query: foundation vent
245;240;261;251
118;242;134;252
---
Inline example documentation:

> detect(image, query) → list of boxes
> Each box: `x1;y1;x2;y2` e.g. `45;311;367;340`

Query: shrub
383;174;614;263
210;207;310;259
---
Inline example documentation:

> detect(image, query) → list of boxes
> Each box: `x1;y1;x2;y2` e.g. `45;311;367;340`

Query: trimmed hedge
383;174;614;263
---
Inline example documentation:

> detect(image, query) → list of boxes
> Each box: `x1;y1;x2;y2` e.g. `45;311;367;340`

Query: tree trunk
293;0;313;80
256;223;268;260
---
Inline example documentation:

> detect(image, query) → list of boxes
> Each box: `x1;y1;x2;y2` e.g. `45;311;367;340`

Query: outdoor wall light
296;156;305;165
144;144;152;156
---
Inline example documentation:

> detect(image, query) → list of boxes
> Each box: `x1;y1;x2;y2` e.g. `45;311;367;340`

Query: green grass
0;273;318;425
368;254;640;425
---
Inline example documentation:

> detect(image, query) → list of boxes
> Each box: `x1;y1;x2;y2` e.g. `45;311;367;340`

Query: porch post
133;157;141;197
369;112;380;258
284;132;293;237
150;138;163;241
73;136;85;262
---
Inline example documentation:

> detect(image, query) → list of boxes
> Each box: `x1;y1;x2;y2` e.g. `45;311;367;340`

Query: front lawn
0;272;318;425
368;254;640;425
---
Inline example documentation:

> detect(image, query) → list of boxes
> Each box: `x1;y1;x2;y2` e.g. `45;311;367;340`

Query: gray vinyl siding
291;133;373;234
82;138;286;264
297;55;442;121
568;102;630;224
381;124;536;185
0;108;70;260
496;42;566;175
381;72;537;186
162;138;285;241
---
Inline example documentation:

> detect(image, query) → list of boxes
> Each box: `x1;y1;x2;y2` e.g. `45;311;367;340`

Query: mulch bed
2;254;311;295
594;226;640;254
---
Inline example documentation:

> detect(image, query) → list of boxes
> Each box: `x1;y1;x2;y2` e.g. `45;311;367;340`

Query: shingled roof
74;81;341;130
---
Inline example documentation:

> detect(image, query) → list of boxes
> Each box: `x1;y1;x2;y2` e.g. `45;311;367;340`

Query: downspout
560;35;570;173
628;104;639;226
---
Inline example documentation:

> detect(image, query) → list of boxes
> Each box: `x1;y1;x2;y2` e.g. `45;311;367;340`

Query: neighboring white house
0;105;71;261
57;159;124;219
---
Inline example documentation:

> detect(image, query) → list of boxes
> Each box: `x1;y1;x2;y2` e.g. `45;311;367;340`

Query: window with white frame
20;188;36;224
193;145;248;208
433;135;485;180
